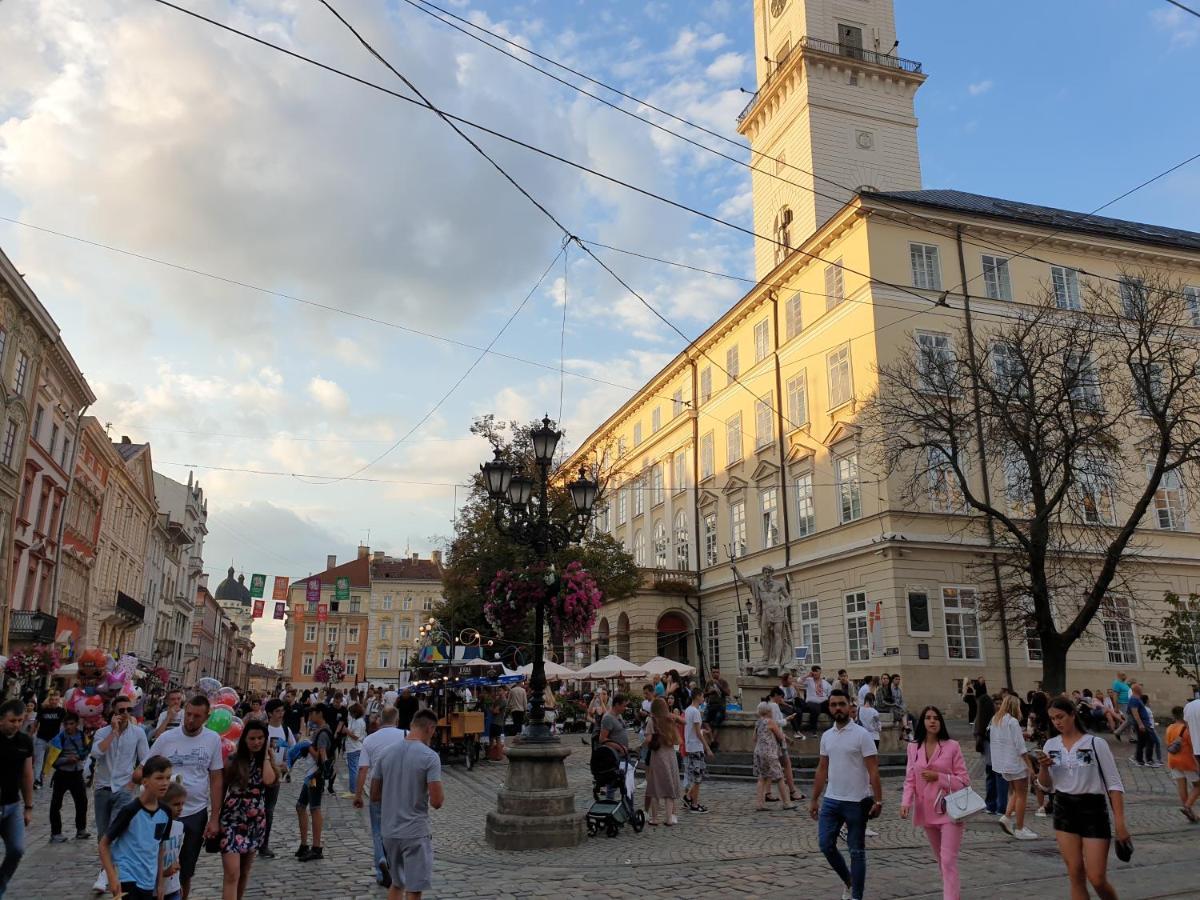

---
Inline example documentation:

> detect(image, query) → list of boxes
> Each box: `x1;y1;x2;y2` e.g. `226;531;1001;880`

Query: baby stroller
585;744;646;838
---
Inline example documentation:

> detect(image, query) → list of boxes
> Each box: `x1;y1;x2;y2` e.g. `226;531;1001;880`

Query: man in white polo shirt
353;706;407;887
808;689;882;900
1185;696;1200;769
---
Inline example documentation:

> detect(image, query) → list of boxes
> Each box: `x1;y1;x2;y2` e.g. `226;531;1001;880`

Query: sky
1;0;1197;667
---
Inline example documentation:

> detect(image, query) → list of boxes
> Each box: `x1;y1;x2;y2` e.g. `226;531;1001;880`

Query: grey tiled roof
864;189;1200;253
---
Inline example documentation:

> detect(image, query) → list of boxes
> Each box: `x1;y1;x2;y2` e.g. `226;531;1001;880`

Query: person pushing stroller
599;694;636;801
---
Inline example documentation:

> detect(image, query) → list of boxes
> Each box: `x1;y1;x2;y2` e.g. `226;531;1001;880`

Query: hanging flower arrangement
547;561;603;641
5;643;61;681
485;565;549;637
314;658;346;684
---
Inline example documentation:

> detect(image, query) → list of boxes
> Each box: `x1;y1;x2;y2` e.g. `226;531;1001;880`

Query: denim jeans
33;737;50;785
368;800;386;883
260;781;280;852
0;801;26;897
94;787;136;838
817;797;871;900
984;765;1009;814
346;751;361;794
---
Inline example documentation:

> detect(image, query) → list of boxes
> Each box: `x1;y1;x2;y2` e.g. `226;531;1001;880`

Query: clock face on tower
770;0;786;18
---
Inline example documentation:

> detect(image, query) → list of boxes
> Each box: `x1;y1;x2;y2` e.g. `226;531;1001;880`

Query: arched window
653;520;668;568
597;618;610;658
616;613;630;659
674;510;689;570
633;530;646;566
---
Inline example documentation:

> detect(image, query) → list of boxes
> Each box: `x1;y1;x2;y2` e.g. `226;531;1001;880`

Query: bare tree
863;272;1200;694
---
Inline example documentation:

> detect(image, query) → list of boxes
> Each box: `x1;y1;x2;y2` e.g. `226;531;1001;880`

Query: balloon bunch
199;677;243;760
63;652;143;730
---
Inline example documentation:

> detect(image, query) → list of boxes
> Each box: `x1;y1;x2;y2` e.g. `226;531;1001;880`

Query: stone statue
731;564;797;673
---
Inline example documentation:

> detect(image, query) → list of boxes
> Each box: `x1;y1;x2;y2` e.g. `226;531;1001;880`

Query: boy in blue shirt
99;754;173;900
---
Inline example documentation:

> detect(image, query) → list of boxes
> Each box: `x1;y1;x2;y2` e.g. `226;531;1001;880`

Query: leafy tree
863;272;1200;695
1144;592;1200;692
437;415;638;657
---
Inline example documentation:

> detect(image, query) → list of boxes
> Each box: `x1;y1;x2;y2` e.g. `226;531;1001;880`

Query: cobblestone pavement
7;733;1198;899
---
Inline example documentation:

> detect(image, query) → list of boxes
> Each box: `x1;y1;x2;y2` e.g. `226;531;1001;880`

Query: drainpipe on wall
769;290;793;568
688;357;706;681
954;225;1015;691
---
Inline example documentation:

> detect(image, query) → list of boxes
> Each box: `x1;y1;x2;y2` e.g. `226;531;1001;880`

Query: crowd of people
0;667;1196;900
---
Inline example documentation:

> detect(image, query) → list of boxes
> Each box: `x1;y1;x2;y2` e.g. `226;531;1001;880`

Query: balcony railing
116;591;145;622
9;611;58;643
737;36;923;123
638;567;700;595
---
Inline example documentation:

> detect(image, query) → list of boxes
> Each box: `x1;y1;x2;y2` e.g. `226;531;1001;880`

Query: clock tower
738;0;926;278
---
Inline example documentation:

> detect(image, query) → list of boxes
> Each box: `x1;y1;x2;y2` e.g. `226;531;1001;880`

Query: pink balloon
215;687;240;709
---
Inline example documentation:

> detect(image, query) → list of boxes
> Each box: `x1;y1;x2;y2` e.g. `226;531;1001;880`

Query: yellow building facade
564;0;1200;708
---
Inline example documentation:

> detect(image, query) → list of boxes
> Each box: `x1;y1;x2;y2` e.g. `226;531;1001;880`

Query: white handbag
941;785;987;821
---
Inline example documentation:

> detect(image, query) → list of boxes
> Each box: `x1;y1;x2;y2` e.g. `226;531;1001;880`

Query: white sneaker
1147;761;1163;768
1013;827;1039;840
841;886;852;900
865;827;879;837
998;815;1013;835
1034;807;1048;818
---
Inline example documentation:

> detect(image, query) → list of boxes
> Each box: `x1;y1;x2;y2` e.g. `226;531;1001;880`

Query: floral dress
219;761;266;854
753;717;784;781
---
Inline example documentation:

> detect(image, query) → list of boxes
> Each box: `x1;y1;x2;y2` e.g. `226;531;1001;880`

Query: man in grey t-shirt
372;709;444;898
599;694;634;800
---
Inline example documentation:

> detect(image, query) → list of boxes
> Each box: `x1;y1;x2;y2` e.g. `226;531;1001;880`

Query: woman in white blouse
989;694;1037;839
1035;697;1129;900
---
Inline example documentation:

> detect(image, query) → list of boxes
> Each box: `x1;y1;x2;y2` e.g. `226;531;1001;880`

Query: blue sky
1;0;1196;664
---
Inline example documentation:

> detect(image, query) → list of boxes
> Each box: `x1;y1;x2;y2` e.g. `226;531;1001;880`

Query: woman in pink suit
901;706;970;900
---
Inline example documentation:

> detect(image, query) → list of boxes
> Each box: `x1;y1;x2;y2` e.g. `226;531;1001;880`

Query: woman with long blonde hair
643;696;682;825
990;693;1036;840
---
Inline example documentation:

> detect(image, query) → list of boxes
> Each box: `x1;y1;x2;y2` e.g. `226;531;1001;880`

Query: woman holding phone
1035;697;1129;900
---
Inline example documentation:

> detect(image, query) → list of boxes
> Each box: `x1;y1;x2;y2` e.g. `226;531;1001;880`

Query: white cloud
705;52;746;82
1151;7;1200;46
332;337;376;368
668;29;729;60
967;80;994;97
307;377;349;414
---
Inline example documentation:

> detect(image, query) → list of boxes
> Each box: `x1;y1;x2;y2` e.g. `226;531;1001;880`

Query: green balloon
205;706;233;735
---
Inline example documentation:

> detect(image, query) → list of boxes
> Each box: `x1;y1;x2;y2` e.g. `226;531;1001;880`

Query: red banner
317;603;328;623
252;600;265;618
272;576;289;601
292;604;304;620
306;577;321;603
273;602;286;620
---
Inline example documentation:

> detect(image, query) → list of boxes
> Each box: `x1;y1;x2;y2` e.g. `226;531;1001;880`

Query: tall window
633;530;646;566
1051;266;1081;309
774;206;793;262
726;346;740;384
634;475;645;517
703;513;718;566
617;486;628;524
726;414;743;466
651;407;662;433
422;597;433;611
1185;285;1200;326
1003;447;1033;517
1077;461;1115;525
992;341;1023;395
673;452;687;494
48;423;58;457
761;487;779;547
1134;362;1164;416
13;353;29;397
700;431;715;479
346;657;357;677
730;500;746;558
794;473;815;537
31;406;44;445
981;255;1013;301
653;521;668;567
699;367;713;405
928;446;964;513
1152;468;1184;530
736;613;751;662
916;332;954;392
786;373;808;427
910;243;942;290
0;328;6;366
798;599;821;664
399;622;411;640
785;293;803;339
1102;597;1138;664
836;453;862;523
845;592;869;662
633;422;643;446
825;260;845;310
942;587;982;660
672;389;684;418
3;420;20;467
906;590;931;634
1025;623;1043;662
754;319;770;363
674;511;689;569
617;436;627;458
304;623;317;643
327;626;338;645
651;464;665;505
382;595;393;611
755;393;774;449
1067;351;1102;410
706;620;720;669
301;654;315;676
827;345;852;408
347;625;360;644
402;596;412;611
378;651;390;669
379;622;390;640
1119;277;1145;318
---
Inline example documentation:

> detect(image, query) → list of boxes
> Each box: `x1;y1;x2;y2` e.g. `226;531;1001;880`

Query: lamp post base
484;737;585;851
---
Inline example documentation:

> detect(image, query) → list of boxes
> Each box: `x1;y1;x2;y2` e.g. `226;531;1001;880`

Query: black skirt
1052;792;1110;839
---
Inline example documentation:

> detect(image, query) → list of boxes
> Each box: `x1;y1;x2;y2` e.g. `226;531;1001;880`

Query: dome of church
214;566;252;605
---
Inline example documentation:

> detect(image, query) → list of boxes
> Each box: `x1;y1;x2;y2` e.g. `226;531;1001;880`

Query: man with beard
808;690;882;900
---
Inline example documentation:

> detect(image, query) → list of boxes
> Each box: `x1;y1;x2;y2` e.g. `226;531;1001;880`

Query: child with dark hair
161;782;188;900
99;755;174;900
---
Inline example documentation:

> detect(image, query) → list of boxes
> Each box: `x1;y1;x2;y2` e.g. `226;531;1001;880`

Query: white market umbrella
517;660;577;679
461;658;498;669
54;662;78;676
640;656;696;677
574;654;647;680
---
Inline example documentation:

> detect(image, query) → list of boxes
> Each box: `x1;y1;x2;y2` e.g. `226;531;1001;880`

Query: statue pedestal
484;738;585;851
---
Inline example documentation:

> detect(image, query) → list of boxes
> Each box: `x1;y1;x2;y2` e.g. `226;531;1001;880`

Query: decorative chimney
326;554;337;570
431;550;443;567
373;550;384;561
358;545;371;560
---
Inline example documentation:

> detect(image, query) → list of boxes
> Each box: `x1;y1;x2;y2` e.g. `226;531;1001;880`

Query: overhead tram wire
1163;0;1200;19
406;0;1200;304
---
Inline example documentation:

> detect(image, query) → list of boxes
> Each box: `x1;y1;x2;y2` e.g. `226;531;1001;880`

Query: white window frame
1051;266;1081;310
402;596;412;611
761;486;780;547
700;431;715;480
673;452;687;494
905;588;932;637
726;346;740;384
827;345;852;409
1025;622;1043;662
378;650;390;669
726;414;743;466
786;372;808;428
653;520;668;568
303;623;317;643
423;596;434;611
651;407;662;433
835;453;862;523
327;626;339;645
672;389;684;418
1101;597;1138;665
928;445;965;513
13;353;29;397
674;510;689;569
634;476;645;517
700;367;713;405
845;591;870;663
1151;467;1185;531
703;512;718;567
825;260;845;310
916;331;954;393
730;500;746;558
706;620;720;669
798;599;821;664
785;293;803;340
633;422;643;446
346;657;357;677
1;420;18;468
347;625;360;645
1119;277;1145;318
1184;285;1200;326
736;612;751;663
651;463;665;506
755;393;774;449
794;473;815;537
981;254;1013;301
754;318;770;363
910;243;942;290
942;586;983;661
301;654;315;676
633;530;646;566
1077;461;1115;525
399;622;411;640
382;595;392;611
